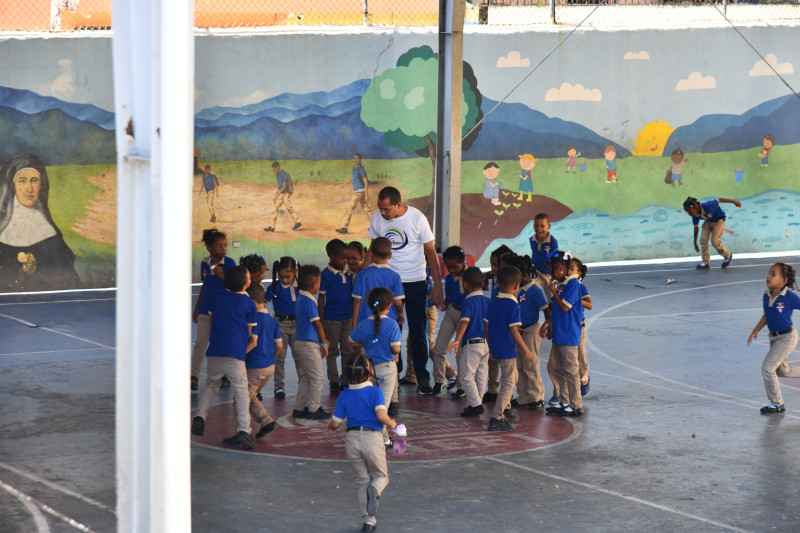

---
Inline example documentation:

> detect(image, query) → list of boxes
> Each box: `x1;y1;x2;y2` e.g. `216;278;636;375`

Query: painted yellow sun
632;119;675;157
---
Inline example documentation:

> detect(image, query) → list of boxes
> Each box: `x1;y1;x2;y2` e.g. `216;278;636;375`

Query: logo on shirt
519;293;528;303
776;302;785;313
384;228;409;250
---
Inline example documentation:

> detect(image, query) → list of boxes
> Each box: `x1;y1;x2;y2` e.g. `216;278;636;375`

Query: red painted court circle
192;394;578;461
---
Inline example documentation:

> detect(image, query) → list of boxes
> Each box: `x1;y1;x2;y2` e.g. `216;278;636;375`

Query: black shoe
191;376;198;391
432;382;447;395
451;389;466;399
307;407;332;420
482;392;498;403
335;227;349;234
292;408;309;419
387;402;399;417
399;376;418;386
255;421;277;438
362;523;376;532
460;405;484;417
417;383;433;396
503;408;520;422
292;222;302;231
191;416;204;436
547;405;583;417
446;376;458;390
330;382;341;395
510;398;520;407
524;400;545;410
264;226;275;232
256;392;263;401
696;263;710;270
384;438;394;450
545;403;565;413
367;485;380;516
274;387;285;399
210;215;216;222
760;403;786;414
721;255;733;268
488;417;516;432
222;431;255;450
220;375;230;387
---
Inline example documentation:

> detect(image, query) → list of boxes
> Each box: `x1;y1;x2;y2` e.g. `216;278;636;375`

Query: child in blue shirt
447;267;490;417
352;237;404;328
293;264;331;420
319;239;356;393
683;196;741;270
571;258;593;397
748;263;800;414
192;266;258;449
245;283;283;439
431;246;468;395
325;355;398;533
191;228;237;390
481;244;513;403
541;252;584;417
349;287;402;446
265;256;298;399
240;253;268;287
485;266;534;432
529;213;558;301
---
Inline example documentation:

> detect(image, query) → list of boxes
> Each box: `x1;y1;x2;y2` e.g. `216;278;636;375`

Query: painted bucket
735;169;743;182
579;161;586;172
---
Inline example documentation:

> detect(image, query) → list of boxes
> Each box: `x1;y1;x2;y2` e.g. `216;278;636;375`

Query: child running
266;256;298;399
245;283;282;439
748;262;800;414
349;287;402;446
325;355;398;533
682;196;741;270
319;239;356;393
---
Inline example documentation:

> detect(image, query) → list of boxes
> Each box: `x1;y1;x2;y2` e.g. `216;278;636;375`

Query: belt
274;313;295;321
521;323;538;329
462;338;486;346
450;304;462;311
769;328;793;337
347;426;379;432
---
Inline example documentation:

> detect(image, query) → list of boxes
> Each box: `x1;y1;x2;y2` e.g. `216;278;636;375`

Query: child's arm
582;295;593;311
510;325;533;362
274;339;283;353
539;318;551;339
246;333;258;354
394;299;405;328
325;419;342;434
349;337;364;349
317;293;326;320
352;297;361;328
448;319;470;353
313;320;329;358
692;224;700;253
192;285;203;322
549;279;571;312
376;408;397;429
718;197;742;209
748;314;768;345
392;344;401;363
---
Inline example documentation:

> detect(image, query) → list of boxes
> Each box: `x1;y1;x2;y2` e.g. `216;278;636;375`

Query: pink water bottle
393;424;407;454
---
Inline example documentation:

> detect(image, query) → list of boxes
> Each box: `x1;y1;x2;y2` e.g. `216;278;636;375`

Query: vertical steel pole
435;0;450;249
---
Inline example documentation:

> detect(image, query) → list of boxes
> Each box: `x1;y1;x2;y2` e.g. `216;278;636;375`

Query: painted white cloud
749;53;794;77
624;51;650;60
49;59;76;100
497;51;530;69
222;90;271;107
545;82;602;102
404;86;425;110
676;72;716;91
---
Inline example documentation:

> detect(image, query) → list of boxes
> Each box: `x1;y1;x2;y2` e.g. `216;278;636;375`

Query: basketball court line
484;456;753;533
0;313;115;351
0;298;116;307
0;477;97;533
593;307;761;321
0;348;110;358
0;478;50;533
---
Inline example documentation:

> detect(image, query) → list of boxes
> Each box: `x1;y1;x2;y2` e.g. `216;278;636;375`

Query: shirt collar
298;289;317;302
370;263;391;269
558;274;579;287
765;287;788;306
327;264;347;282
497;292;518;303
520;280;537;291
348;381;373;390
257;308;270;315
465;290;484;299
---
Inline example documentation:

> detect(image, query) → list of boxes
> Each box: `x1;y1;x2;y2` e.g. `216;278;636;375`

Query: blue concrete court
1;255;800;532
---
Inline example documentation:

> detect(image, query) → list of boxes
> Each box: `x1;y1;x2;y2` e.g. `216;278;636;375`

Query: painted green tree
360;45;483;190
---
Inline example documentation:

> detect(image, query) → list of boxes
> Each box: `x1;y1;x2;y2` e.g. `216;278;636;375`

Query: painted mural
0;25;798;290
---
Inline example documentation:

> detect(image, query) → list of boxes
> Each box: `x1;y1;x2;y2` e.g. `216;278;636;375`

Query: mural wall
0;26;798;290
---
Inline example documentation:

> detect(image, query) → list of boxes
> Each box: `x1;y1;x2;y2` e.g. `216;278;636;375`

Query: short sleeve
333;396;347;421
392;275;405;299
305;298;319;322
416;210;434;244
368;216;380;240
788;291;800;311
349;320;365;344
372;387;387;409
319;271;330;294
561;279;580;307
532;286;548;310
387;320;401;344
265;285;276;302
508;302;521;326
246;300;257;326
352;272;364;299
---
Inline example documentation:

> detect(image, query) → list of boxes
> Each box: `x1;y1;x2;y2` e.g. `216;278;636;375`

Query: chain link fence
0;0;797;31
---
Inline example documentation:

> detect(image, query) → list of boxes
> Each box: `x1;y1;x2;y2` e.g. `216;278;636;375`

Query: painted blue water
477;189;800;266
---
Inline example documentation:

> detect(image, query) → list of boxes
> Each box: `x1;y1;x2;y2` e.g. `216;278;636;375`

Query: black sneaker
264;226;275;232
367;485;380;516
292;222;302;231
274;387;286;399
451;389;466;399
191;416;204;436
417;383;433;396
191;376;198;391
524;400;545;410
255;421;277;438
307;407;332;420
220;375;230;387
330;382;341;395
446;376;458;390
222;431;255;450
292;408;309;419
432;382;447;395
510;398;520;407
387;402;399;417
503;408;520;422
361;524;376;533
335;227;349;234
384;437;394;450
482;392;498;403
256;392;263;401
399;376;418;386
210;215;216;222
545;403;565;413
760;403;786;414
721;255;733;268
696;263;710;270
488;417;516;432
460;405;484;417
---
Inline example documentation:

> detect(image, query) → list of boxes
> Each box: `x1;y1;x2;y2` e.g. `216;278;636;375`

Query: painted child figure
447;267;491;417
759;134;775;167
319;239;356;393
264;161;301;232
565;145;580;174
485;265;535;431
197;164;220;222
349;287;402;446
683;196;741;270
245;283;283;439
669;148;689;187
603;145;618;184
265;256;299;399
431;246;469;395
748;262;800;414
482;162;502;205
325;355;398;533
517;154;536;202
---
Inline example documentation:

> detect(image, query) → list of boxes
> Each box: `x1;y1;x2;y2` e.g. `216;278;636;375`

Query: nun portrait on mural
0;154;79;291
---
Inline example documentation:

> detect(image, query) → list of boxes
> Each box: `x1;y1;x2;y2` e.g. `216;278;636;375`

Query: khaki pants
460;341;489;407
271;193;299;226
197;356;251;433
550;344;582;410
191;313;211;380
578;323;589;386
761;328;800;406
431;306;461;384
293;340;324;412
346;428;389;527
536;271;553;301
374;361;398;441
700;219;731;265
516;323;544;404
274;319;296;389
492;357;518;420
247;365;276;426
204;190;216;218
405;307;455;382
341;190;372;228
323;318;355;386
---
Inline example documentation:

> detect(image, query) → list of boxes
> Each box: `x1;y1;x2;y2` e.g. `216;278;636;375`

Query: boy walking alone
264;161;301;232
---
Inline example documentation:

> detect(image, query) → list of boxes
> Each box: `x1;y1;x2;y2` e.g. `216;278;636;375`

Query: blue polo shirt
352;164;367;191
198;256;237;315
333;381;386;432
276;169;290;192
579;282;590;324
246;310;281;369
295;290;321;342
460;291;489;343
352;264;405;322
202;172;218;192
490;279;500;299
551;275;582;346
349;316;402;364
763;288;800;333
692;199;726;225
530;234;558;274
519;280;548;326
445;268;469;307
320;265;353;321
207;290;257;360
266;281;297;317
486;293;522;359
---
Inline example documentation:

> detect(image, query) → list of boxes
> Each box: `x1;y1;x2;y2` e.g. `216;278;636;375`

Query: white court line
0;478;97;533
485;456;753;533
0;313;115;351
0;348;110;358
0;298;116;307
0;478;51;533
594;307;761;321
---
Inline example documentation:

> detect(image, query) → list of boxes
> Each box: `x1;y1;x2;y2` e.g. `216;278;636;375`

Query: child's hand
397;313;405;328
694;242;700;253
524;348;534;363
192;309;199;323
748;331;758;345
447;341;459;353
734;200;742;208
324;427;336;435
320;346;329;358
